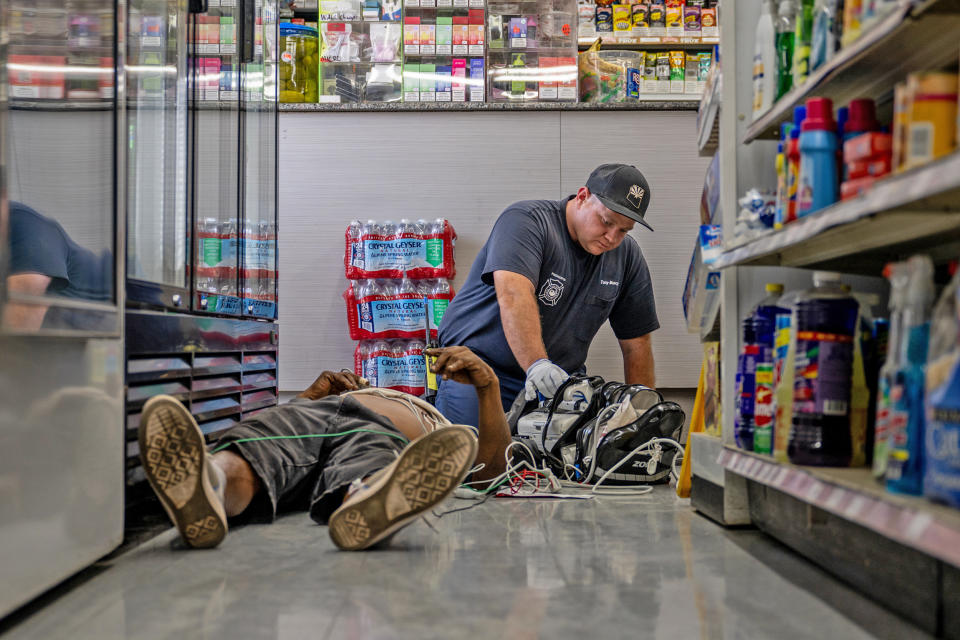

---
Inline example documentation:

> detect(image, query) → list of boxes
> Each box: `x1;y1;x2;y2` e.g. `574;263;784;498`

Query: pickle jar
278;23;319;103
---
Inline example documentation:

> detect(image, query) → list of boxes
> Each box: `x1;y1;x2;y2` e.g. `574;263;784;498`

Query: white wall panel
559;111;711;387
279;110;706;393
279;112;561;391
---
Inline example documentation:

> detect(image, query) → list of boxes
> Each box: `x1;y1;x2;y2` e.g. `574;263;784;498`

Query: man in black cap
435;164;659;427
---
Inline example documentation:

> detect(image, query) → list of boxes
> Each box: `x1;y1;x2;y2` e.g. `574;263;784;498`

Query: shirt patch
600;280;620;286
539;277;565;307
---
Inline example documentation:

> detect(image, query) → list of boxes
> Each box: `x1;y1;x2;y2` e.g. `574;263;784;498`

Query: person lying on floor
138;346;511;551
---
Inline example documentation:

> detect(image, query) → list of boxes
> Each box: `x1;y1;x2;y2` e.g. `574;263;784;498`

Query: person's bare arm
620;333;656;388
297;371;368;400
3;273;52;330
492;270;547;372
427;346;511;483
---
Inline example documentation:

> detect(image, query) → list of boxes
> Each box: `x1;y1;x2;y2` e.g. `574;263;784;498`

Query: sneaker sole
138;395;227;549
328;426;478;551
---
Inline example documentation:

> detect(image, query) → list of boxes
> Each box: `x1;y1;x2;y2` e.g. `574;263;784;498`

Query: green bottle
776;0;796;98
793;0;814;87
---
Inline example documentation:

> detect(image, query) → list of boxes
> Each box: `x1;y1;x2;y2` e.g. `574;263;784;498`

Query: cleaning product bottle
886;255;935;495
810;0;839;72
873;262;909;479
788;271;861;466
785;105;806;225
736;316;765;451
797;97;838;216
774;122;794;228
793;0;815;87
775;0;797;99
842;98;880;180
753;0;778;118
773;285;805;462
842;0;863;47
924;263;960;508
753;284;787;455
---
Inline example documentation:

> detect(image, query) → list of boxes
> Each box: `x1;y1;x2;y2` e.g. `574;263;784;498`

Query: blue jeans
435;374;525;427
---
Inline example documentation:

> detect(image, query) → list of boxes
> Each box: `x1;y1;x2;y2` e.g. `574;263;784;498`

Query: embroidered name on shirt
601;280;619;286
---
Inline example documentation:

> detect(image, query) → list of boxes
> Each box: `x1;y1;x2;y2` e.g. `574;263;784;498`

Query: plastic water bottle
347;219;363;269
434;279;451;295
398;273;417;296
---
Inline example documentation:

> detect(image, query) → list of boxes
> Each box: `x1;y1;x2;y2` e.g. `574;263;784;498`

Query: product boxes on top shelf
487;0;578;102
577;0;719;46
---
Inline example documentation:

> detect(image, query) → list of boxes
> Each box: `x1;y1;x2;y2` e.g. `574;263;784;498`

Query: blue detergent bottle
925;264;960;508
887;256;936;495
788;271;860;466
797;96;839;216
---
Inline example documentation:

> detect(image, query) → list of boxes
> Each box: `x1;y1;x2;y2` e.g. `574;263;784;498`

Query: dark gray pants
211;395;408;524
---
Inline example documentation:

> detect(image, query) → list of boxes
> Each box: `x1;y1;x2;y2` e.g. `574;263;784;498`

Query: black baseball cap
585;164;653;231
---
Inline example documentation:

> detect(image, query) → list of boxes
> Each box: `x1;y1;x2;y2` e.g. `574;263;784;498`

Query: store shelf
710;151;960;273
577;35;719;48
279;98;700;111
696;71;719;156
743;0;960;143
720;446;960;569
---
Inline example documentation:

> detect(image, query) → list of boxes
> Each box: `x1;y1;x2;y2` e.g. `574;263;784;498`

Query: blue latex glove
524;359;569;401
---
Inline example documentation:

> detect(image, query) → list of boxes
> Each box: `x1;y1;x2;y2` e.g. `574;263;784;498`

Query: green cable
209;428;410;453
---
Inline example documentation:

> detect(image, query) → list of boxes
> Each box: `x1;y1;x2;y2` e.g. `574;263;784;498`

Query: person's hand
427;346;498;391
523;359;569;401
298;371;368;400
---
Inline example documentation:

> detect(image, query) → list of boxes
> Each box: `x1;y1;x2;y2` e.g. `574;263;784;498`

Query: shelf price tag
421;0;436;6
420;44;436;55
404;44;420;55
437;44;452;55
220;43;237;55
405;0;419;5
141;36;163;49
469;0;484;6
208;0;220;6
221;0;237;6
219;90;239;101
437;0;452;5
510;37;526;48
468;44;484;55
454;0;468;7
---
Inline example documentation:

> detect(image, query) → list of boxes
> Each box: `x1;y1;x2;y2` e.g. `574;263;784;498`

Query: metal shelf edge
711;151;960;269
720;446;960;569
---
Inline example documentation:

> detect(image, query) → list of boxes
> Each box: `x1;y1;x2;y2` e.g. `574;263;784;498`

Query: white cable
589;437;685;493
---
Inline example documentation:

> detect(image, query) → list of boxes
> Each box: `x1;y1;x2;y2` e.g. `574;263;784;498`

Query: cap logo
627;184;645;209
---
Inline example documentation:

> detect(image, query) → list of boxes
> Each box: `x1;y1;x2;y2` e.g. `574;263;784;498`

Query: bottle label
926;405;960;499
753;363;775;454
797;153;815;212
201;236;221;267
425;238;444;267
359;297;428;334
363;237;430;271
793;330;854;416
370;352;426;393
774;313;792;386
752;53;764;113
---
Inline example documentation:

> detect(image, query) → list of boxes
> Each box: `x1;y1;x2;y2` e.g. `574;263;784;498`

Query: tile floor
1;487;930;640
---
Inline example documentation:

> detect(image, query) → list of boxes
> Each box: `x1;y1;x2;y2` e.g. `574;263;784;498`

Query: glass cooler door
240;0;278;319
191;0;243;315
126;0;191;309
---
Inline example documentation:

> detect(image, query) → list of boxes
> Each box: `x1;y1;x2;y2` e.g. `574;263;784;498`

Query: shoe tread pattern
139;399;226;549
329;427;476;551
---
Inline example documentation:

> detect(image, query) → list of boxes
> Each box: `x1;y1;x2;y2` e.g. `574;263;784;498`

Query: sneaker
138;395;228;549
328;426;478;551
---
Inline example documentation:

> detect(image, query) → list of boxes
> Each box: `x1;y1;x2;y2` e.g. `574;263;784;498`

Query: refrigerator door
0;0;124;618
126;0;191;309
191;0;242;315
240;0;278;319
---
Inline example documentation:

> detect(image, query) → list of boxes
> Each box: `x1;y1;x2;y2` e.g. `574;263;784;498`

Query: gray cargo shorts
210;395;409;524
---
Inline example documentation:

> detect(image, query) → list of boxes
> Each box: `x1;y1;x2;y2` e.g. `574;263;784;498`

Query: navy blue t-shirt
8;202;113;327
439;197;659;381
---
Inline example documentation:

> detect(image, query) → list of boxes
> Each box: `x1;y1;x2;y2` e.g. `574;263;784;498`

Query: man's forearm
471;383;512;482
495;276;548;371
622;335;656;388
